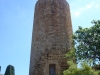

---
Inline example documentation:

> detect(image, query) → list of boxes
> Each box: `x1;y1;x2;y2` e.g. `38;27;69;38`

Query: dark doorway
49;64;56;75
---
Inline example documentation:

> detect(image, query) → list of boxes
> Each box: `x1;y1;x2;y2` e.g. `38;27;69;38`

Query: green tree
73;20;100;64
63;60;100;75
4;65;15;75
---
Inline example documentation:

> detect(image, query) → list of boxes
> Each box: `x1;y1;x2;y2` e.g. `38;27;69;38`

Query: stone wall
29;0;72;75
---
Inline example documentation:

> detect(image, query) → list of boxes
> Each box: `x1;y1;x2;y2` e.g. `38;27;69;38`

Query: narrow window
49;64;56;75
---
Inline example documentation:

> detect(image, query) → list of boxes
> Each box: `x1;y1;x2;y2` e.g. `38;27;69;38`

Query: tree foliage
4;65;15;75
64;20;100;75
73;20;100;64
63;60;100;75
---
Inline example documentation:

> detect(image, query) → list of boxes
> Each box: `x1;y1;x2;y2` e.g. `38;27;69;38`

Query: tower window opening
49;64;56;75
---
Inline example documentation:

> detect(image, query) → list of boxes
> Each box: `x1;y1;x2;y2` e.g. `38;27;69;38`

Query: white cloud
74;11;81;17
17;6;20;10
86;2;94;9
86;4;92;9
71;1;100;18
95;4;100;8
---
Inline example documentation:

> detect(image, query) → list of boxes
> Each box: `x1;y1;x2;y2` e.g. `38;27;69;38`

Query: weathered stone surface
29;0;72;75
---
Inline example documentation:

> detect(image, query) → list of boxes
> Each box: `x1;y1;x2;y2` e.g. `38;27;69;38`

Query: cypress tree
4;65;15;75
0;66;1;72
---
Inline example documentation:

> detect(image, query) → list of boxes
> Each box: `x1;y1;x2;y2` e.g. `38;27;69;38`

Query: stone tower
29;0;72;75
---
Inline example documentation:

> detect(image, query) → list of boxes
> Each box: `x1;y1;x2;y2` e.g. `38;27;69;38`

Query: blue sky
0;0;100;75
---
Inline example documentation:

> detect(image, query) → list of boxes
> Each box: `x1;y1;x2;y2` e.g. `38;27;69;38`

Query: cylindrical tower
29;0;72;75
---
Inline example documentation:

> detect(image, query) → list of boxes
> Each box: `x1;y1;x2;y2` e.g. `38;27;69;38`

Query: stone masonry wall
29;0;72;75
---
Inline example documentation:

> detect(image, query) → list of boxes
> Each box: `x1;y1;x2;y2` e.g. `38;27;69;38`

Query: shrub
63;61;100;75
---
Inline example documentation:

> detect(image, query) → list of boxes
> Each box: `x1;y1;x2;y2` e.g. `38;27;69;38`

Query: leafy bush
63;61;100;75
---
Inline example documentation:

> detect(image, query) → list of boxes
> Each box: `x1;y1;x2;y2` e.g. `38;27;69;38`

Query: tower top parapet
37;0;69;6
